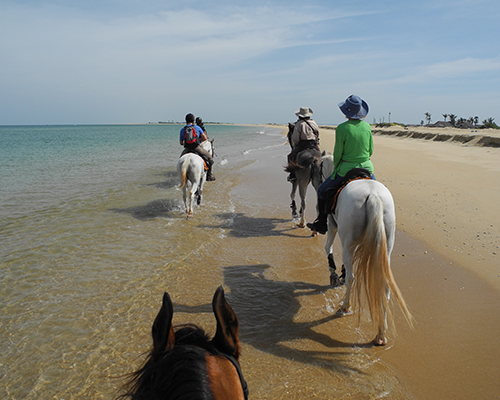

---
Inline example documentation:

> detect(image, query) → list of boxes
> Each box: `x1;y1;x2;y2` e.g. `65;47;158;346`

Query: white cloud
1;1;499;124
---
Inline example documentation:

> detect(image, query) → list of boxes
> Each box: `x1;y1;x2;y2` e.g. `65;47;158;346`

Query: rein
319;159;328;184
224;354;249;400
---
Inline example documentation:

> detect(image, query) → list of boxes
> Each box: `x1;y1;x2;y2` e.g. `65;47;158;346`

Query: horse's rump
285;148;321;173
178;155;192;189
336;181;413;333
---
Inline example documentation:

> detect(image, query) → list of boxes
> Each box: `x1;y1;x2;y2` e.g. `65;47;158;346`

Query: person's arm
180;127;185;146
291;122;301;146
333;128;344;171
368;125;374;157
195;125;208;142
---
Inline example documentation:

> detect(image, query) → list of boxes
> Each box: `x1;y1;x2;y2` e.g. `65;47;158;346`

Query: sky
1;0;499;126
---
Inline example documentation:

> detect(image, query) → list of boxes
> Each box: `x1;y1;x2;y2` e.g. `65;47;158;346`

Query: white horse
321;155;413;345
177;139;213;219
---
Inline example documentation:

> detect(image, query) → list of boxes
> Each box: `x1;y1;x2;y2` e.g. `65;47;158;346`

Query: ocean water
0;124;410;399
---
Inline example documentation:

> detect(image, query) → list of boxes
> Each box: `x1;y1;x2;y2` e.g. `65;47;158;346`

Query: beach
1;123;499;399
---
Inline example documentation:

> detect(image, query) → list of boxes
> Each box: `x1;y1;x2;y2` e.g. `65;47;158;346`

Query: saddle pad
330;176;371;212
326;168;372;213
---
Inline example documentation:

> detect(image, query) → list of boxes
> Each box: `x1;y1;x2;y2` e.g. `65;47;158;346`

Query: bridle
314;158;328;185
224;353;249;400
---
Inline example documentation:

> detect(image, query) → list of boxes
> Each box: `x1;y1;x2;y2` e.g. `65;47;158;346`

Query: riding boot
307;198;328;234
307;213;328;234
206;162;216;181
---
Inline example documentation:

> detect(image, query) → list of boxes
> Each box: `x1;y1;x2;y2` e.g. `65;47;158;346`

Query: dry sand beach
315;124;500;398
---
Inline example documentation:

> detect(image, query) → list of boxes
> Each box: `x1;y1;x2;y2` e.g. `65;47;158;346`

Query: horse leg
338;246;354;315
297;180;308;228
290;182;298;219
187;181;198;218
196;178;203;206
326;215;344;287
182;186;190;215
374;290;391;346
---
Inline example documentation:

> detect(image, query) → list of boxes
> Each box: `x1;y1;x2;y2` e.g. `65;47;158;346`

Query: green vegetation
374;122;406;128
426;113;499;129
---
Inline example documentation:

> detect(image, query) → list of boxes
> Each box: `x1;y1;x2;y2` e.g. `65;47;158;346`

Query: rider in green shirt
307;95;375;234
333;118;374;178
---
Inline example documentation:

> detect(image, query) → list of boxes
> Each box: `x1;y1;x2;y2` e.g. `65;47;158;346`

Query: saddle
325;168;372;213
181;148;209;170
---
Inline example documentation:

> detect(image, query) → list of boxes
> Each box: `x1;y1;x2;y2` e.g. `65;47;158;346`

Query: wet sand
207;124;500;399
315;125;500;398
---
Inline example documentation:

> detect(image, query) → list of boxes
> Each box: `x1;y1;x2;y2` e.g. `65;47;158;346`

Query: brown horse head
120;286;248;400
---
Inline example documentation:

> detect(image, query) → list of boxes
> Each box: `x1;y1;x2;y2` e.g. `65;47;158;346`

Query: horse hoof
297;223;305;228
336;307;353;316
330;273;342;287
311;231;318;237
373;335;388;346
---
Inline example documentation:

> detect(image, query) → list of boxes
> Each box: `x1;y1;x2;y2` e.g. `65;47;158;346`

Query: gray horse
284;123;324;229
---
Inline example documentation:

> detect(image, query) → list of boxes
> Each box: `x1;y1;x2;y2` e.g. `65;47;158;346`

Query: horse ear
211;286;240;359
152;292;175;355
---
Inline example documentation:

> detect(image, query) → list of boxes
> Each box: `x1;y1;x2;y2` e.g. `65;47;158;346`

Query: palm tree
425;112;432;125
442;113;448;122
474;116;479;126
482;117;497;129
448;114;457;127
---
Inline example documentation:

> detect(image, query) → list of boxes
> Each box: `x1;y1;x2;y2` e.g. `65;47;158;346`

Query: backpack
184;125;199;146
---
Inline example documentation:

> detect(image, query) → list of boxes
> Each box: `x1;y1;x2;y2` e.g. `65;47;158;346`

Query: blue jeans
318;173;376;201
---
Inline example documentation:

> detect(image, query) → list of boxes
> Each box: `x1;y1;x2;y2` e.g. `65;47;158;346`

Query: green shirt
332;119;374;178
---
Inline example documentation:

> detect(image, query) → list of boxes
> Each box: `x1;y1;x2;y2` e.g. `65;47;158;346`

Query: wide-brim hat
295;107;314;118
338;95;369;119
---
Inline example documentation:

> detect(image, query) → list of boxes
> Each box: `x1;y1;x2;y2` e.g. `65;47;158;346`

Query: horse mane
119;325;217;400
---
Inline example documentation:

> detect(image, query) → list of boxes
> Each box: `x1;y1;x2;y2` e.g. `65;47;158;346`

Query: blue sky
1;0;499;125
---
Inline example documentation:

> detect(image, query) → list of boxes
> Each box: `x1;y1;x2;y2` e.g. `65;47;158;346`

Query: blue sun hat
338;95;369;119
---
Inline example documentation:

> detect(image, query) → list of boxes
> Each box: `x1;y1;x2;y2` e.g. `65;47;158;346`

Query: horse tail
351;194;413;330
284;162;301;173
179;159;189;189
285;149;320;173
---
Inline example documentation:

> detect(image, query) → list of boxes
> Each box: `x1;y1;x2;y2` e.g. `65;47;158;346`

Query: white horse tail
351;194;414;330
179;158;189;189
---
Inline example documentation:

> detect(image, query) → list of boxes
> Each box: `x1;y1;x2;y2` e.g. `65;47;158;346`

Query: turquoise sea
0;124;290;398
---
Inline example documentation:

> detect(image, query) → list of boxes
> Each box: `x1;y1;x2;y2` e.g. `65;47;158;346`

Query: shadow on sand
199;212;312;239
173;264;374;376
